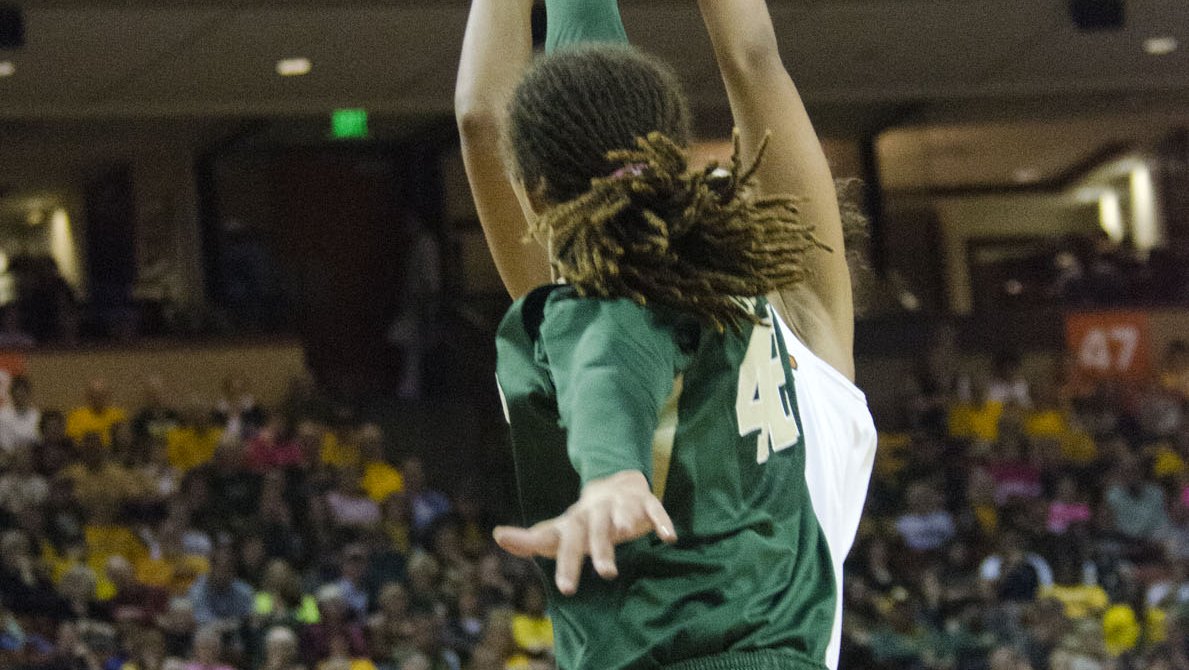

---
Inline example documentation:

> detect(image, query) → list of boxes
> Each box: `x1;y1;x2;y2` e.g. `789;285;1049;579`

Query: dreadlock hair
507;45;830;332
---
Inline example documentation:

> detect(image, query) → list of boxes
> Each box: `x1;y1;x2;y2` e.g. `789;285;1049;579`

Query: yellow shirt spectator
511;613;554;655
1151;443;1185;480
948;401;1003;443
1041;583;1109;619
322;432;362;469
1102;604;1141;657
67;405;128;447
62;461;146;515
136;554;209;596
1024;409;1066;439
361;461;403;503
1059;430;1098;466
166;425;224;474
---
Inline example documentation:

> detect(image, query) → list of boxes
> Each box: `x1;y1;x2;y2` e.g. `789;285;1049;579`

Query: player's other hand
493;469;677;596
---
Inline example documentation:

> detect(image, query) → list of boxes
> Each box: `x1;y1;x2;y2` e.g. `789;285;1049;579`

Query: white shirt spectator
0;403;40;455
895;510;956;552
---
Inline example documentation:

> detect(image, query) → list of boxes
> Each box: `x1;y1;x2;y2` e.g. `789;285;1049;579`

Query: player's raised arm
455;0;551;299
698;0;856;380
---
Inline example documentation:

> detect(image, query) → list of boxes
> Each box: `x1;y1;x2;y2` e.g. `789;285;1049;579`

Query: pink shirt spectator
1047;501;1092;534
245;434;304;472
988;462;1043;505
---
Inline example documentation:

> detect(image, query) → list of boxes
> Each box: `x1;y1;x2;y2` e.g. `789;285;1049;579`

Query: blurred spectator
107;555;169;625
132;376;180;448
0;375;40;456
357;424;403;504
66;379;128;447
166;398;226;476
987;351;1032;409
895;482;956;553
214;374;265;442
0;445;48;520
262;626;305;670
246;414;304;473
185;624;234;670
979;531;1054;603
402;458;450;539
1105;457;1170;545
301;585;367;667
187;544;253;629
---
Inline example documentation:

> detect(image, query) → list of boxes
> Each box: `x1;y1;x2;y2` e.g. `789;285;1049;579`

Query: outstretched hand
493;470;677;596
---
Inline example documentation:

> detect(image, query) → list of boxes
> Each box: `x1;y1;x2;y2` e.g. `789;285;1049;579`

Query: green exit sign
331;108;369;139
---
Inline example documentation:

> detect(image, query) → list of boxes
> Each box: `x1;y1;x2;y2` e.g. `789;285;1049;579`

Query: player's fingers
611;503;646;539
587;508;618;580
644;497;677;543
554;516;587;596
493;525;559;559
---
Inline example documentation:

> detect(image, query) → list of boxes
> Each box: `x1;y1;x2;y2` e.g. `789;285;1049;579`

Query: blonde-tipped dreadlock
531;130;830;332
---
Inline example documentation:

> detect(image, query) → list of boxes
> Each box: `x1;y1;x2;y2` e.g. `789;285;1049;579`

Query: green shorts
660;649;829;670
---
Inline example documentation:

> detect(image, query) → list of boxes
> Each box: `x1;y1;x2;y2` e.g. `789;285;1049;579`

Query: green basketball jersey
495;285;875;670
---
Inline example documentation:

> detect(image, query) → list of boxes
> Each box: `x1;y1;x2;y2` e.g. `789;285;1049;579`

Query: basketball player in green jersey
456;1;877;669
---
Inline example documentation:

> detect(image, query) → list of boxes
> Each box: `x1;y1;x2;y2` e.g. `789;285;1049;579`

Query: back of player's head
507;44;691;205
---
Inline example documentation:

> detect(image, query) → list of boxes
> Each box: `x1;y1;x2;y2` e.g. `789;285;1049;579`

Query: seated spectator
37;409;75;476
253;559;319;630
57;563;111;623
510;583;552;667
135;521;210;597
106;555;169;625
1159;339;1189;400
979;531;1053;603
205;442;261;534
0;375;40;456
379;494;413;556
948;381;1005;446
334;544;372;620
82;506;150;597
402;457;451;539
301;585;368;667
445;585;485;662
185;624;234;670
326;468;381;530
213;374;265;442
317;633;378;670
62;435;147;517
158;597;198;659
321;408;362;470
357;424;403;504
894;482;956;553
187;543;253;629
1046;475;1092;535
1105;457;1170;544
393;607;461;670
166;397;226;475
368;582;411;659
120;626;169;670
0;445;48;519
0;529;67;618
984;437;1043;506
987;351;1032;409
405;552;443;613
66;379;128;447
261;626;306;670
131;376;180;448
245;414;304;473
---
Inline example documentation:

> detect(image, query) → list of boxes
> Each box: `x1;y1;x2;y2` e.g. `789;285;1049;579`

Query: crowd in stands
844;338;1189;669
0;374;554;670
2;331;1188;670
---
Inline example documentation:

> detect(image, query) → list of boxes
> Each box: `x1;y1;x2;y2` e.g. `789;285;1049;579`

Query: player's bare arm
456;0;552;300
699;0;856;380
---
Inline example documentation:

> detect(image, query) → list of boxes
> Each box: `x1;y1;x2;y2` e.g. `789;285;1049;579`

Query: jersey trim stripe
650;373;684;500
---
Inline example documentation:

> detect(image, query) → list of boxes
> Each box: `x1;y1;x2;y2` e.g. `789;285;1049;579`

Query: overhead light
0;61;13;77
276;57;312;77
1144;36;1178;56
1012;167;1041;184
